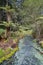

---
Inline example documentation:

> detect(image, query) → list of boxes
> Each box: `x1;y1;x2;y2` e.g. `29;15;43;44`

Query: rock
39;41;43;48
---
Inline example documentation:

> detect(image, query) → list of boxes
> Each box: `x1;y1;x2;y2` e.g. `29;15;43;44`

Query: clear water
0;36;43;65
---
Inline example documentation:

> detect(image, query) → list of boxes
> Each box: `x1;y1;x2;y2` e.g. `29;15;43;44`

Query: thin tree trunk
35;22;41;41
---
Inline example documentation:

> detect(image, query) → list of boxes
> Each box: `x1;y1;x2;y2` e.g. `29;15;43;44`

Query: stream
0;36;43;65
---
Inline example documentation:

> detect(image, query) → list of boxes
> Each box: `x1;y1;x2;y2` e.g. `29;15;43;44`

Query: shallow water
0;36;43;65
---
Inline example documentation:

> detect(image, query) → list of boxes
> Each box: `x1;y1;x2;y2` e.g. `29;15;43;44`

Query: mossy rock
0;47;18;63
39;41;43;48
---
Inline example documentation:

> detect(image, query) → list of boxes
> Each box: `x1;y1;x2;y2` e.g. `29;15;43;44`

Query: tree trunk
35;22;41;41
5;12;12;38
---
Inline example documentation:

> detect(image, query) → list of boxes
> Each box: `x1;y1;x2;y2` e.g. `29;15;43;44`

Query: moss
0;47;18;63
0;49;5;58
39;41;43;48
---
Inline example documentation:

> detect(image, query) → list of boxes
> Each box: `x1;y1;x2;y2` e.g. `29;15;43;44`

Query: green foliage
22;0;43;23
0;49;5;58
23;0;43;7
39;41;43;48
0;48;18;63
0;29;5;35
0;6;15;13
